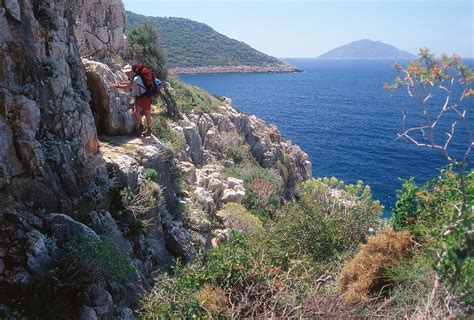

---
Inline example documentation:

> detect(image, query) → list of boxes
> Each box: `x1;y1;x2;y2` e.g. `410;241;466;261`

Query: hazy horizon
123;0;473;59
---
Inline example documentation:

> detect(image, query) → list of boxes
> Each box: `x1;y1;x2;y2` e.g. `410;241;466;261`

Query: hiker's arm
112;82;133;90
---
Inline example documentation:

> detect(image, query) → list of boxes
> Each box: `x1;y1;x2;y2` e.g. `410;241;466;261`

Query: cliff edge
0;1;311;318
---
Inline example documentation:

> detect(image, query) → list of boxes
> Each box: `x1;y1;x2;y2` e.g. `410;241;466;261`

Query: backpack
132;64;158;98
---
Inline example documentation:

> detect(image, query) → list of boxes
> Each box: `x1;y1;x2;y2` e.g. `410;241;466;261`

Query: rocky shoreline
171;62;302;74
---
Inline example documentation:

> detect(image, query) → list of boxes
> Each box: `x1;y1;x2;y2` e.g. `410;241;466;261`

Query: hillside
319;39;416;59
1;1;471;319
126;11;299;73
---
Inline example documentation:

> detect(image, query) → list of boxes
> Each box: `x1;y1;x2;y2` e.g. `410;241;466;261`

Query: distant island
126;11;300;73
319;39;416;59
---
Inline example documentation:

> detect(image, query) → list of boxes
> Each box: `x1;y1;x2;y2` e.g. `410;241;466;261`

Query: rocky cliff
0;1;311;318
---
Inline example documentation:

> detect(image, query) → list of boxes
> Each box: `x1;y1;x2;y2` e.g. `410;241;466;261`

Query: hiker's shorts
135;96;151;113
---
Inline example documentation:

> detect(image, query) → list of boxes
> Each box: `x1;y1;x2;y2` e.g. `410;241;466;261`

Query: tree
386;49;474;310
126;20;182;119
126;19;167;80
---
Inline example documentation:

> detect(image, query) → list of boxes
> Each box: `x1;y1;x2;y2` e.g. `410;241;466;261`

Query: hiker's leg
144;110;152;130
134;103;143;126
142;97;152;136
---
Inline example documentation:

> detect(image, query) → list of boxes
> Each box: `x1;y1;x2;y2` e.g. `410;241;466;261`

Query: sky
122;0;474;58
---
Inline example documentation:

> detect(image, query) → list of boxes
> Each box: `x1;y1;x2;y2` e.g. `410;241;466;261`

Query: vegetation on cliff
126;11;289;69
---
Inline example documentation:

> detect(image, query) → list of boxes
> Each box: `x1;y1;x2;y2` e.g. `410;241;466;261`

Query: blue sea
180;59;474;215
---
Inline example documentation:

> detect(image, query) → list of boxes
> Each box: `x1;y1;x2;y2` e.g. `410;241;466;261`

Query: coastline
170;62;302;74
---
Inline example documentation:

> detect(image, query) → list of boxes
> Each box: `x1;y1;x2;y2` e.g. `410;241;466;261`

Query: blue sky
123;0;473;58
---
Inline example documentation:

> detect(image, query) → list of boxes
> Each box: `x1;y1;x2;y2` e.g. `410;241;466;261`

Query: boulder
44;213;98;242
84;286;114;320
221;189;245;204
83;59;137;135
181;121;204;166
165;225;196;262
178;161;197;185
25;230;53;279
87;211;133;255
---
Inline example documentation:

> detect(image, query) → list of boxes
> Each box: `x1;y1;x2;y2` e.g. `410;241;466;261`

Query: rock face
74;0;126;60
0;0;108;212
0;1;313;318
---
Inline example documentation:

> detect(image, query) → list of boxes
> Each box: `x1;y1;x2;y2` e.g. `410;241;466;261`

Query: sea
180;59;474;215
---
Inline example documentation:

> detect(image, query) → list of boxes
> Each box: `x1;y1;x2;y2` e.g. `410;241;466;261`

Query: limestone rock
84;286;114;320
44;213;98;242
4;0;20;22
178;161;197;185
181;120;204;166
83;59;137;135
25;230;53;279
165;225;196;262
74;0;126;59
221;189;245;204
87;211;133;255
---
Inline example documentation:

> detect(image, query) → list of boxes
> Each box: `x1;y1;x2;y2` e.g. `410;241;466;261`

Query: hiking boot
143;128;152;137
134;125;143;137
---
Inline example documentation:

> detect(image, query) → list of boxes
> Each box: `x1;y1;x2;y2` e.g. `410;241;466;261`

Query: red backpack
132;64;158;98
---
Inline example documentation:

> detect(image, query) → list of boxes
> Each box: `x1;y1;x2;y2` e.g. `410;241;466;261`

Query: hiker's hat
122;64;133;73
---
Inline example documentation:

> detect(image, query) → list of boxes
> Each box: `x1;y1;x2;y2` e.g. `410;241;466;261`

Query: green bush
151;114;186;153
126;19;167;80
264;178;382;267
164;79;221;115
391;167;474;306
140;232;262;318
226;162;283;221
65;236;135;284
217;203;263;236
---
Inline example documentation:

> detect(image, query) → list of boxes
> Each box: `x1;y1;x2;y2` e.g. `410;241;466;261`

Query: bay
180;59;474;215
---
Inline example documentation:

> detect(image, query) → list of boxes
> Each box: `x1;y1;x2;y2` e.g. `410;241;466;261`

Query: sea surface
180;59;474;215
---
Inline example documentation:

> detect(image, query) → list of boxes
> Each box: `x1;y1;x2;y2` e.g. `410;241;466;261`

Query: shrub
264;178;382;267
381;254;434;316
151;114;186;153
165;79;221;115
226;162;283;220
120;179;160;218
391;167;474;307
337;230;413;304
126;19;167;80
216;203;263;236
64;236;135;285
140;232;309;318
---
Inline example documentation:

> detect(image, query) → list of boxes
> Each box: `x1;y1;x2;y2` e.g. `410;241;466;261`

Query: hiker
112;64;153;137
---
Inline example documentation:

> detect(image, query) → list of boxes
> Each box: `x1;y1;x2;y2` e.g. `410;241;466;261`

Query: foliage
151;113;186;153
217;203;263;237
120;178;160;218
337;230;413;304
386;49;473;165
381;254;434;316
140;232;312;318
126;19;167;80
64;236;135;285
391;167;474;306
160;79;222;115
127;12;283;68
264;178;382;267
226;161;283;221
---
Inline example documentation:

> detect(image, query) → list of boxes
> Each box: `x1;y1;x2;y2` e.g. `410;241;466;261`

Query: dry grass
337;229;413;304
197;284;228;317
216;203;263;237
